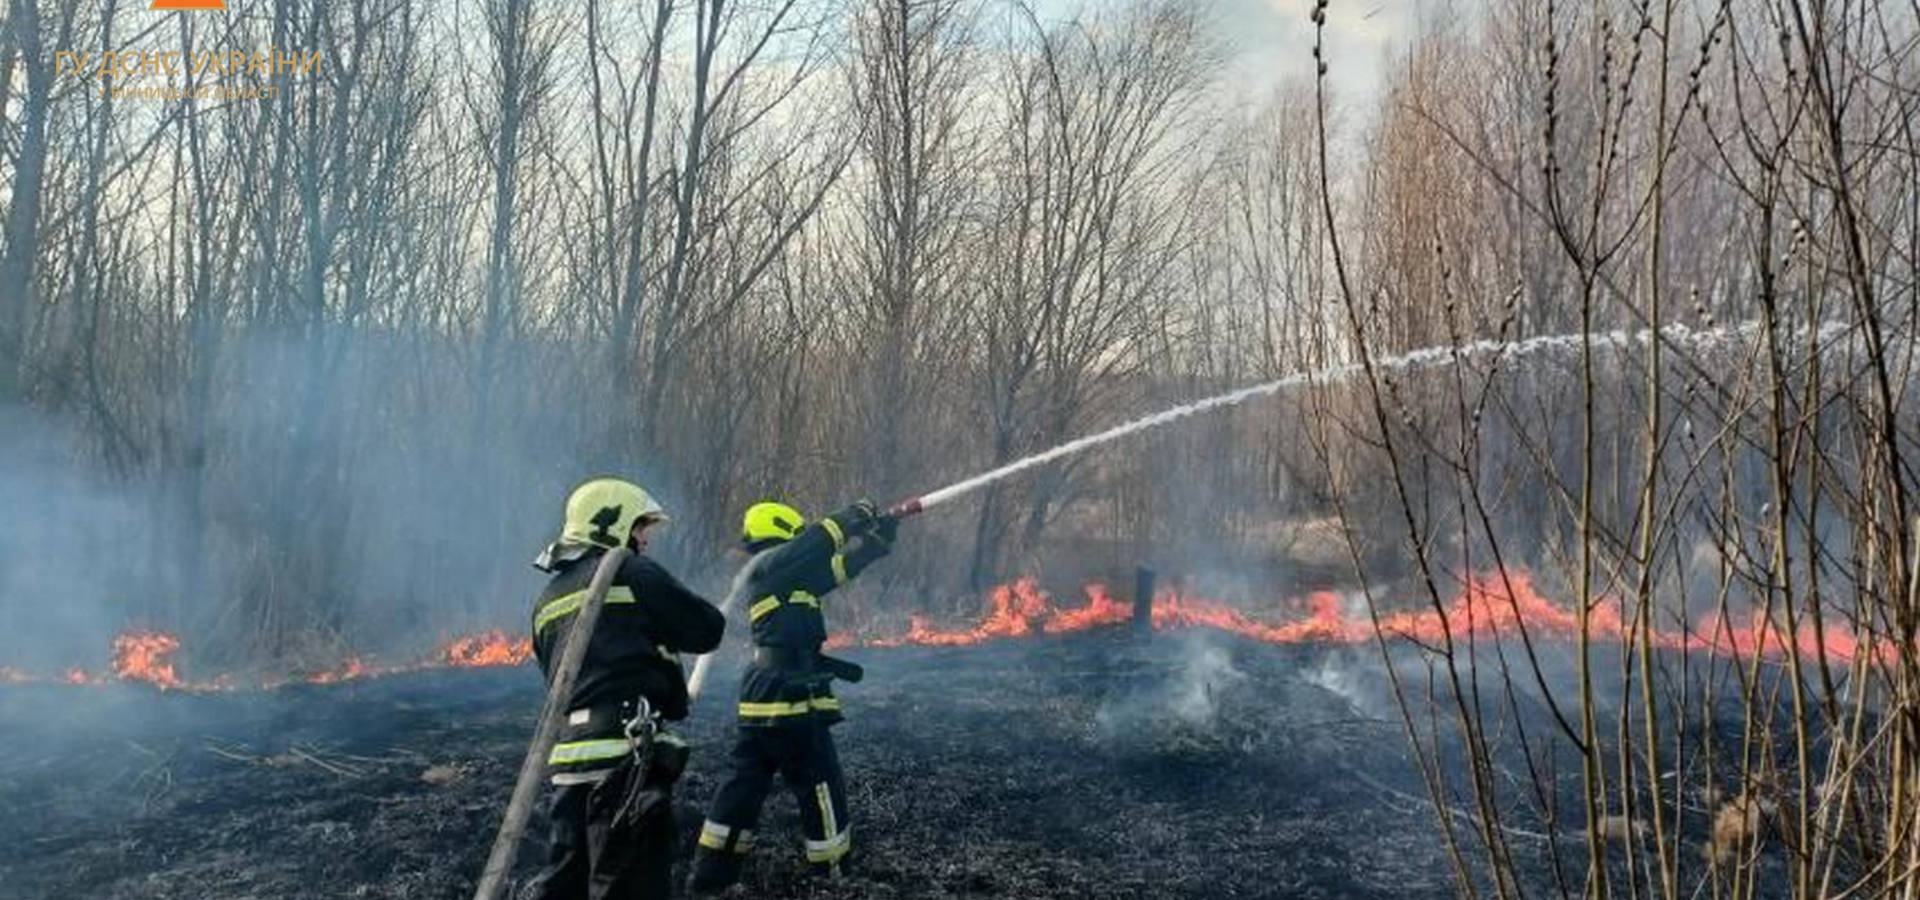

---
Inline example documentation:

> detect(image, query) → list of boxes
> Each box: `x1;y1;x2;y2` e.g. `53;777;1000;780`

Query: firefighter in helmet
687;499;899;893
526;477;725;899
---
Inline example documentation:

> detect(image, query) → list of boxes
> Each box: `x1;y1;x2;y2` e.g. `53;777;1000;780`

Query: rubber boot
686;846;744;896
806;859;847;883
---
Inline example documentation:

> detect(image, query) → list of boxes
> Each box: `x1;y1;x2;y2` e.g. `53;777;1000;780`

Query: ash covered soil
0;633;1511;899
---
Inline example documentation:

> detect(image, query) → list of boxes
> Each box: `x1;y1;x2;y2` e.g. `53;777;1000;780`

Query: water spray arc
884;320;1850;521
687;321;1855;705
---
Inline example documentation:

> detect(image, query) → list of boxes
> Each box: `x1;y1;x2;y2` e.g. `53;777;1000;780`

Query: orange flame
878;577;1059;646
2;628;536;692
833;570;1896;665
111;631;184;689
6;573;1894;692
443;629;534;667
1045;581;1132;633
306;657;368;685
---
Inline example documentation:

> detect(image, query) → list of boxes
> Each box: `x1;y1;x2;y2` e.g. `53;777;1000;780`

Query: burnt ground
0;631;1772;899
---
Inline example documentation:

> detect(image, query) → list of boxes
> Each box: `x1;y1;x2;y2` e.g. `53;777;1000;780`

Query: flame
5;571;1895;692
443;629;533;667
2;628;535;692
111;631;184;689
306;657;368;684
877;577;1059;646
1042;581;1132;633
832;569;1897;665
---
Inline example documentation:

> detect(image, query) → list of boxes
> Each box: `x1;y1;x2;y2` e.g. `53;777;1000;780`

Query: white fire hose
684;548;776;703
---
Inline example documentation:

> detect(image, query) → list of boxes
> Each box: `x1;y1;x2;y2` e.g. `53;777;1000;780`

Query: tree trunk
0;0;53;399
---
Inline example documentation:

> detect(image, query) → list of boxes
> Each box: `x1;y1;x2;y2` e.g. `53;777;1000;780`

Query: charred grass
0;632;1769;898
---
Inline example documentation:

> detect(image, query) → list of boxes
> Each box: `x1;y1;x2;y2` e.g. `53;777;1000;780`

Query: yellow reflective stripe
738;700;814;717
748;597;782;622
812;783;840;859
547;738;630;765
533;591;586;634
534;587;637;635
737;695;840;718
830;554;849;586
820;518;846;550
806;838;851;863
807;843;851;863
805;798;851;864
789;592;819;609
700;821;754;853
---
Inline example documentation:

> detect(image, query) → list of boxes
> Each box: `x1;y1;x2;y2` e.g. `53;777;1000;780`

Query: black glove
871;514;900;547
844;499;880;533
818;654;865;684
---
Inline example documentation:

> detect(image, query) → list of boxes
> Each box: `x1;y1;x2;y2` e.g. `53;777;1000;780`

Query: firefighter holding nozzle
688;499;900;893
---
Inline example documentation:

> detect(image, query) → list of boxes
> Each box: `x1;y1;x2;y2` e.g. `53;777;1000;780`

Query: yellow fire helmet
742;501;805;547
561;477;668;549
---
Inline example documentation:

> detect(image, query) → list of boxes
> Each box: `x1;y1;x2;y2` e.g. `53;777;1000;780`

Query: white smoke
1301;650;1395;721
1165;638;1246;730
1095;634;1249;751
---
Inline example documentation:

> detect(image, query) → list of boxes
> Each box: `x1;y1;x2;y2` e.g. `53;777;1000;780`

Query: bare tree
0;0;75;399
963;0;1214;587
841;0;981;499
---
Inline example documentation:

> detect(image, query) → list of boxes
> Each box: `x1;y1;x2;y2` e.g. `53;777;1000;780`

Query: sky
1029;0;1420;113
1235;0;1417;106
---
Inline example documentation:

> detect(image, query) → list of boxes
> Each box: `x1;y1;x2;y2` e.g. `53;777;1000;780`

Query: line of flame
830;572;1897;666
6;629;535;692
8;569;1897;691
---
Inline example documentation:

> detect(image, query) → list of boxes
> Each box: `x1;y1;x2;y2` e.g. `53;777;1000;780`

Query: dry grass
420;763;471;787
1596;815;1647;844
1704;792;1766;865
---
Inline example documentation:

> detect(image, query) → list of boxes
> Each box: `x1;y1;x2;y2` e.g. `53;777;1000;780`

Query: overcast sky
1236;0;1416;103
1029;0;1419;115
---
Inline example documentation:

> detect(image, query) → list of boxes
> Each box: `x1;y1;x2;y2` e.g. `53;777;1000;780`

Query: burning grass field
0;631;1498;899
0;570;1852;899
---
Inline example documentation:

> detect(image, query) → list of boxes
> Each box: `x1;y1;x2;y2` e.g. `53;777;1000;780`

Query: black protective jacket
734;505;890;726
531;548;724;722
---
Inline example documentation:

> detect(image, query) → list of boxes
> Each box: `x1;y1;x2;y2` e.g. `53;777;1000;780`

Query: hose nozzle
886;497;925;520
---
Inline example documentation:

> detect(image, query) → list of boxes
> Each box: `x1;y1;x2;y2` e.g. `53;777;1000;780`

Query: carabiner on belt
622;696;659;746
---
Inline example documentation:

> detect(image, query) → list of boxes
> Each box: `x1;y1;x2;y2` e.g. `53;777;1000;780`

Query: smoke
1094;633;1252;754
1159;637;1247;731
0;323;735;676
0;403;178;671
1301;649;1398;721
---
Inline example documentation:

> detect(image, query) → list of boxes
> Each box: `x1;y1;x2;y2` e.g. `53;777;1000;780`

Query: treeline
3;0;1918;893
0;0;1911;686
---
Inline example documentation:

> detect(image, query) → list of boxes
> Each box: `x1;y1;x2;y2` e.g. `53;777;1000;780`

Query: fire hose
474;365;1318;884
471;545;631;900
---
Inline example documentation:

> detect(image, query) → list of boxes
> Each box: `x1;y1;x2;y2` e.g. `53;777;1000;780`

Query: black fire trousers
690;721;850;891
528;747;686;900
